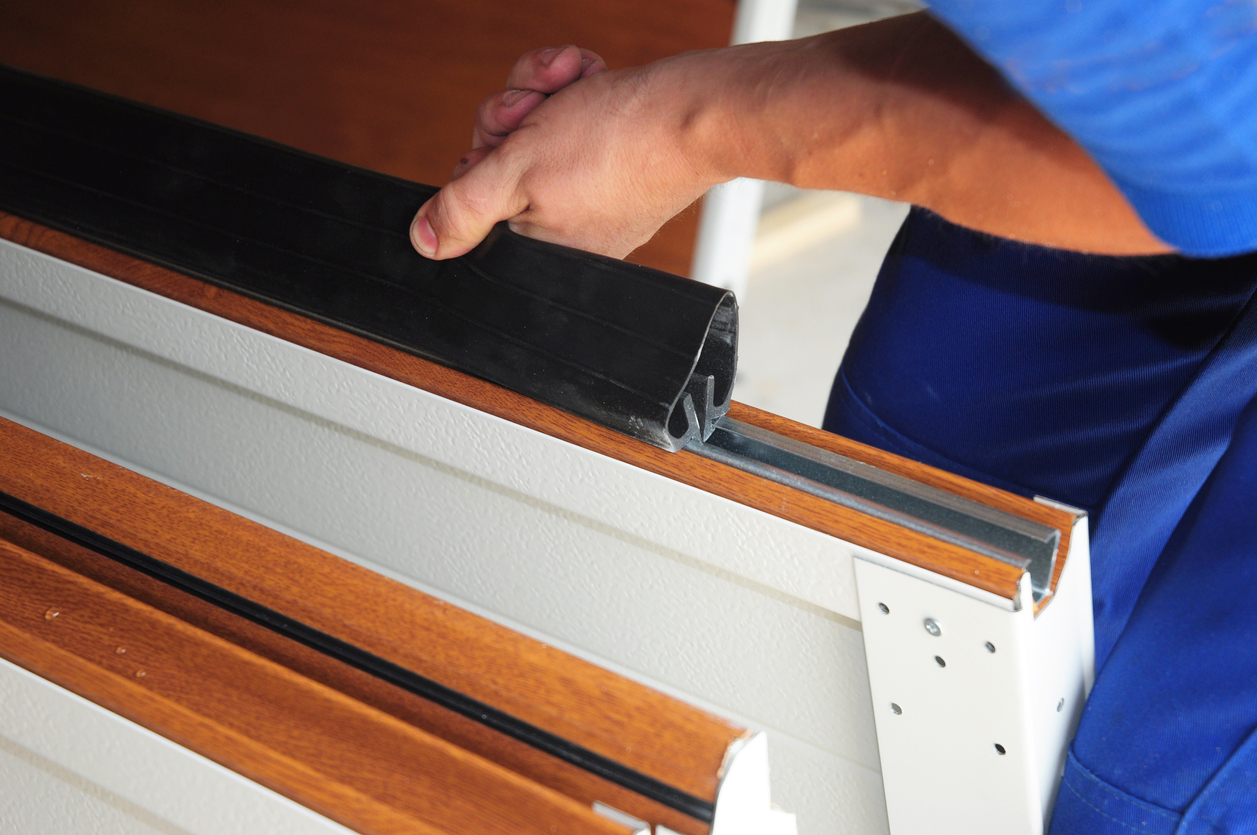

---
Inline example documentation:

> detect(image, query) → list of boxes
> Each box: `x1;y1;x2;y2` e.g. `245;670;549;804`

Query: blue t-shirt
823;6;1257;829
824;208;1257;833
926;0;1257;257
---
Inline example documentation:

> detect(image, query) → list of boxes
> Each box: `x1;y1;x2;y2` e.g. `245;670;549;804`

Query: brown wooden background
0;0;736;275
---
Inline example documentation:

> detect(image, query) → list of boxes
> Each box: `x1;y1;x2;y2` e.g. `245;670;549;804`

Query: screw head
923;618;942;637
890;703;902;715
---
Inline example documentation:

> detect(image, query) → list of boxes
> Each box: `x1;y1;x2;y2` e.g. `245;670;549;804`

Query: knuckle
508;48;547;84
434;185;496;247
475;95;502;133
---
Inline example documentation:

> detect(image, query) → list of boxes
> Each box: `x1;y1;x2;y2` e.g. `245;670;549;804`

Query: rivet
923;618;942;637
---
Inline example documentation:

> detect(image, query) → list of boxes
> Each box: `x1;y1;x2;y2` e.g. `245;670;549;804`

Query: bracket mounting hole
994;744;1007;755
934;655;946;668
878;602;890;614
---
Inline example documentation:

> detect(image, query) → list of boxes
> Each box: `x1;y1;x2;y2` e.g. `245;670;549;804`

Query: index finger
505;45;607;93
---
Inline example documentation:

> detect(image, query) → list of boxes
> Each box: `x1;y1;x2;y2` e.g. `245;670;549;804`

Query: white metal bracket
854;514;1093;835
707;732;798;835
659;732;800;835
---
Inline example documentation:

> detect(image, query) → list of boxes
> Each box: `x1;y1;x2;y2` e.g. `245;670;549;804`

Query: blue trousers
823;208;1257;832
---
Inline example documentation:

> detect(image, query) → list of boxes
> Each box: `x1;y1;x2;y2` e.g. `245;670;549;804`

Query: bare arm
411;13;1170;261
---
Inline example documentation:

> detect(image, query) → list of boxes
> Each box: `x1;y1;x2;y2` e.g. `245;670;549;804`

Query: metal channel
688;418;1059;598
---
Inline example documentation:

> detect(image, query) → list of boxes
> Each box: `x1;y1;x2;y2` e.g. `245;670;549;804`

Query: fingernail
411;215;437;257
580;57;595;73
539;45;565;66
502;88;529;107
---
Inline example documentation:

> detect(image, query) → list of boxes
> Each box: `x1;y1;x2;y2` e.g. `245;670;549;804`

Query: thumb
410;152;527;260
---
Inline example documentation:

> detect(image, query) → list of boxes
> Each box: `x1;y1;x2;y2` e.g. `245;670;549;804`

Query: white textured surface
0;740;184;835
1026;516;1095;823
0;658;356;835
711;734;798;835
0;238;886;834
856;562;1042;835
0;238;863;622
855;535;1093;835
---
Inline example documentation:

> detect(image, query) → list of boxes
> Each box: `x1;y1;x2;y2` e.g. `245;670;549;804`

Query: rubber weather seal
0;490;716;823
0;64;735;452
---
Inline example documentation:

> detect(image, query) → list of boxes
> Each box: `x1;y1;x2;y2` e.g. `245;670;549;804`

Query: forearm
413;14;1171;260
665;13;1171;254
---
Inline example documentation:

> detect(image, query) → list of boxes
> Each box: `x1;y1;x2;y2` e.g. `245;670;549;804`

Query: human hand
409;45;722;260
465;44;607;155
408;19;1170;261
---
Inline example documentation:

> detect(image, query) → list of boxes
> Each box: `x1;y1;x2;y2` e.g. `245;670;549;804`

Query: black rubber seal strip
0;64;736;451
0;489;716;823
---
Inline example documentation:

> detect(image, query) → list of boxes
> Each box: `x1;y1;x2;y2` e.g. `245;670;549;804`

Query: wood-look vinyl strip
0;616;444;835
0;538;636;835
0;414;744;805
0;213;1072;602
0;508;708;835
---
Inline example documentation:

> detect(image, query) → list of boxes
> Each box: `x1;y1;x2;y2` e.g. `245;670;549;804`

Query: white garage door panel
0;658;357;835
0;239;891;835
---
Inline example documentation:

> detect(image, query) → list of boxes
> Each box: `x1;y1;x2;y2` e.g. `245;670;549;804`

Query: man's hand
410;16;1170;260
466;45;605;154
409;45;719;260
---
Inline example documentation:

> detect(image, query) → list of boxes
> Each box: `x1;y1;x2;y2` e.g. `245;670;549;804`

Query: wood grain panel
0;508;709;835
0;0;734;275
0;413;745;808
0;538;637;835
0;213;1072;602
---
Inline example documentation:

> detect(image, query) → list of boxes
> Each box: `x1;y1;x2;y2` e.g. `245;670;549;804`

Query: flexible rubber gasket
0;64;736;451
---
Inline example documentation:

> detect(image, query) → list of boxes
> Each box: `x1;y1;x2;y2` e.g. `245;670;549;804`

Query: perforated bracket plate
854;515;1094;835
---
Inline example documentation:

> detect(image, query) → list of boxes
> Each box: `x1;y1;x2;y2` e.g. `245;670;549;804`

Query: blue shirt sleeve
925;0;1257;257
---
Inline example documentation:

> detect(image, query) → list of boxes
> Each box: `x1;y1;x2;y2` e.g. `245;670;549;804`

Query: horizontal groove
0;490;715;823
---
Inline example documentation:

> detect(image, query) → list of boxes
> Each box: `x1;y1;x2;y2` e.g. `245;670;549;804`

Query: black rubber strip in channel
0;64;736;452
0;490;716;823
